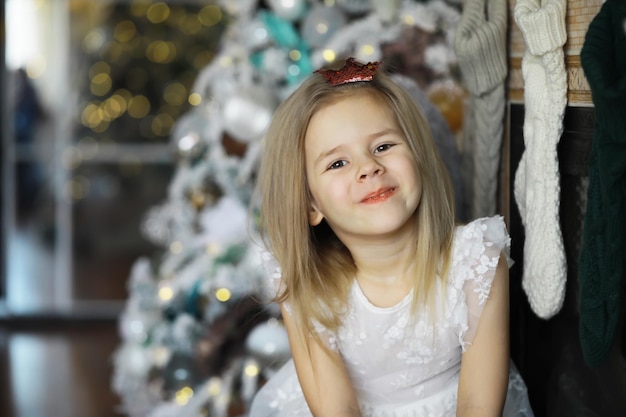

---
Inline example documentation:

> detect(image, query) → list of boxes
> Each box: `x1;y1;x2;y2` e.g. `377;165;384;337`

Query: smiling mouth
361;188;396;203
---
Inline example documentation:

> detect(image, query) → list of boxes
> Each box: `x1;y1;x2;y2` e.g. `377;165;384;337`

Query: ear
309;204;324;226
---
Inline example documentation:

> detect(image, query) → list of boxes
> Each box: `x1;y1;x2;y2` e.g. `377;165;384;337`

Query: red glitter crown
315;57;381;86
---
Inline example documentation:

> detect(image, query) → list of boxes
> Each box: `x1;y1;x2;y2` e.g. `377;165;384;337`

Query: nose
357;156;383;181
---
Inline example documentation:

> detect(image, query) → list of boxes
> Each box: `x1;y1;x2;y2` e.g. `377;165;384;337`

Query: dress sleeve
453;216;513;348
258;247;339;350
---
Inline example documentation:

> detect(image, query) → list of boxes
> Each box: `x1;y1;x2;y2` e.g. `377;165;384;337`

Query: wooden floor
0;319;122;417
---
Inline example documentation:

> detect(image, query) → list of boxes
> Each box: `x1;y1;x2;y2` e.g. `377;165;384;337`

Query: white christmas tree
112;1;464;416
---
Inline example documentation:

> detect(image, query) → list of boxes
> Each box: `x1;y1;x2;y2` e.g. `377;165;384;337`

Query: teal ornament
259;10;300;48
249;51;264;70
184;280;203;319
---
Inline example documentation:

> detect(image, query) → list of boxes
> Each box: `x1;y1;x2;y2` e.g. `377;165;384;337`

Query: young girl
250;58;533;417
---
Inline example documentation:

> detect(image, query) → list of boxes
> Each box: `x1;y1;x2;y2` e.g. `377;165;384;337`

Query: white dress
250;216;535;417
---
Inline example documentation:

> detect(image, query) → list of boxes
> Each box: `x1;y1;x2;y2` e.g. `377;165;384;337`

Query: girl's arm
456;254;510;417
280;303;362;417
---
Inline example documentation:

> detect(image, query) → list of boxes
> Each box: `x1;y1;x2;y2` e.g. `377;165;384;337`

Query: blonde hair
256;64;456;343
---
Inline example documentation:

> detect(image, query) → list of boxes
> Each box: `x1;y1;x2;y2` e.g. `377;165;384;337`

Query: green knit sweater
578;0;626;367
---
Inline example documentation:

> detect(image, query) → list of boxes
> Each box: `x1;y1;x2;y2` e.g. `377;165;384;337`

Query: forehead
307;89;394;133
303;90;406;165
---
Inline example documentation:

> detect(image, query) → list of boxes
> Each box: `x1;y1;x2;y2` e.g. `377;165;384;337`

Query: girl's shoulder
449;215;513;298
453;215;512;261
447;216;513;348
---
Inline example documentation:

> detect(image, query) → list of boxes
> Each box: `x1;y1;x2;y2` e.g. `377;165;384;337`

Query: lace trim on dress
449;216;512;349
259;216;512;352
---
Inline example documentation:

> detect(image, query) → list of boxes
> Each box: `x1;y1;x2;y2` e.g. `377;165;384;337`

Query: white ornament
117;343;152;376
258;47;290;81
424;43;453;75
246;319;291;365
267;0;307;21
222;84;277;143
199;195;249;245
240;17;271;50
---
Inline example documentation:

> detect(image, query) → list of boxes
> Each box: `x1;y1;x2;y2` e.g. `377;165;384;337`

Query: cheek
325;179;350;203
310;178;347;211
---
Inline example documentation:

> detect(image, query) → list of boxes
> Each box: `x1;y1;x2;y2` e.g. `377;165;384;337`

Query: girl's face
304;92;422;245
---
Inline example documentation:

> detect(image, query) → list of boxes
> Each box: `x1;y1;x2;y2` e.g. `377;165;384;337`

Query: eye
374;143;394;153
328;160;347;170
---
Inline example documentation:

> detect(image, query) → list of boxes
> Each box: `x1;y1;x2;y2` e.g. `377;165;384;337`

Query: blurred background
1;1;214;416
1;1;467;416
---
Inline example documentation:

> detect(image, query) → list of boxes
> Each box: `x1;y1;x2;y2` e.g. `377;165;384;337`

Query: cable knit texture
514;0;566;56
454;0;508;219
455;0;508;95
578;0;626;367
513;0;567;319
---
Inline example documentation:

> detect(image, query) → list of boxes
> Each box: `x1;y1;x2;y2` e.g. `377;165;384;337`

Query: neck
348;233;418;308
346;227;419;287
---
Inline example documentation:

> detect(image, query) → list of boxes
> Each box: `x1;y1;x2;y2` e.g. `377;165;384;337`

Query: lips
360;187;396;203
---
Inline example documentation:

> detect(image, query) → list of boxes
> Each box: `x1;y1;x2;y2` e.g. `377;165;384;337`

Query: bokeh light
127;95;151;118
163;82;187;106
198;5;222;27
215;288;231;302
114;20;137;43
146;2;170;24
146;40;177;64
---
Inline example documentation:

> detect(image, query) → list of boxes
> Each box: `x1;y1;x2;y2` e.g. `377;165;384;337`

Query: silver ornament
177;133;201;157
171;108;210;158
222;85;277;143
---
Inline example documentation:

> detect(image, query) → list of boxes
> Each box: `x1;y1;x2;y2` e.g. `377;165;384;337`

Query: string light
360;44;375;57
158;286;174;301
244;362;260;377
207;377;221;397
322;49;336;62
188;93;202;106
289;50;302;61
215;288;231;302
174;387;194;405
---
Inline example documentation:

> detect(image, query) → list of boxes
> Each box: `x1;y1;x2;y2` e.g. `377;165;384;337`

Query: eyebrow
314;128;399;165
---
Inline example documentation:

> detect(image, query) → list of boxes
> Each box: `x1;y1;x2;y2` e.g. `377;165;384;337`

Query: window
2;0;224;317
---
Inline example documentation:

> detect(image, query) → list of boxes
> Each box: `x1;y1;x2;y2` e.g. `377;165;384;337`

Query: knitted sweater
454;0;508;219
578;0;626;367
